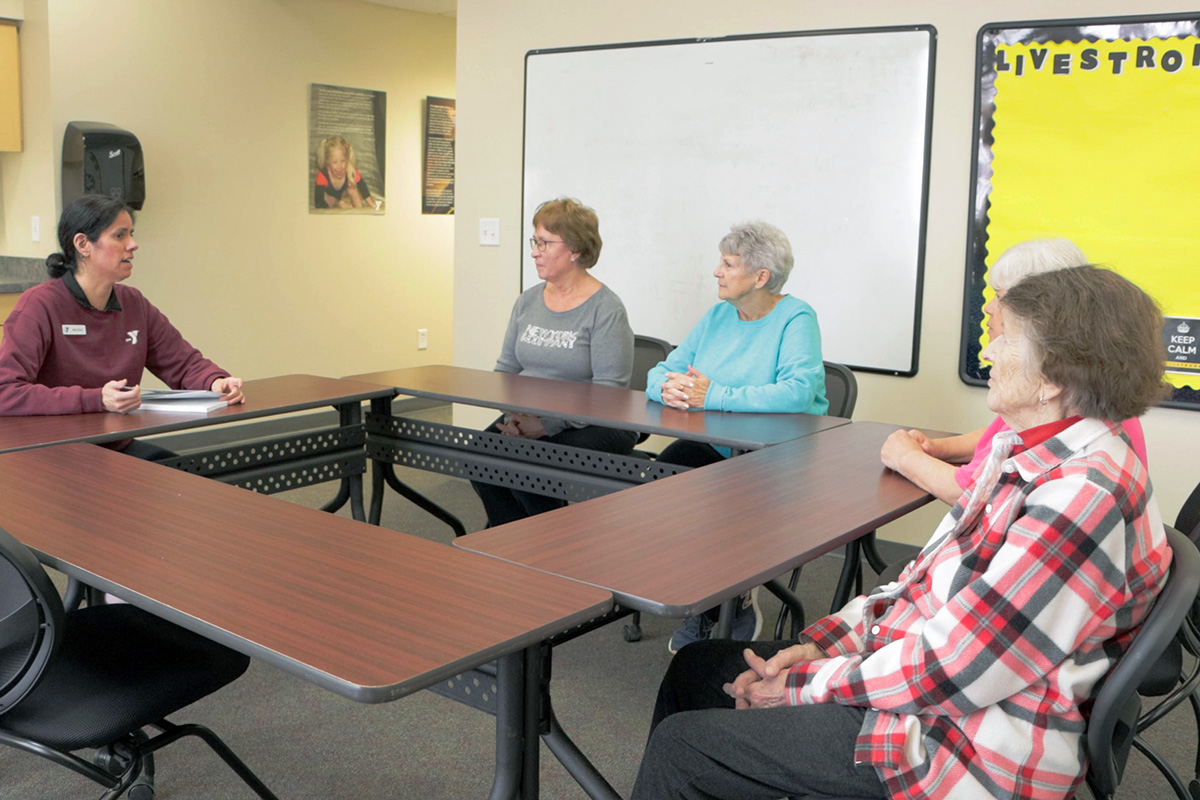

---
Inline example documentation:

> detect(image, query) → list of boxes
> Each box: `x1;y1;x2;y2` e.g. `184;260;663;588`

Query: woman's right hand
102;379;140;413
660;372;693;409
881;428;930;472
723;642;826;709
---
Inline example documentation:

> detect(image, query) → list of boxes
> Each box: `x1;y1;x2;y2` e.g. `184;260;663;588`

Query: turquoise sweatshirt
645;294;828;415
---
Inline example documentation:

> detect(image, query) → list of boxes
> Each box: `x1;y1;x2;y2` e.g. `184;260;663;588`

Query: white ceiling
359;0;456;17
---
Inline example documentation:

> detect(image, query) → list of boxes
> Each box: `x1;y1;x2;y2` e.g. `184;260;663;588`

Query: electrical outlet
479;218;500;246
417;329;428;350
31;216;40;243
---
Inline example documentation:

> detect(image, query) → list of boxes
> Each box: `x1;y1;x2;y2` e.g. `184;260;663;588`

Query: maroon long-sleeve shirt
0;275;228;415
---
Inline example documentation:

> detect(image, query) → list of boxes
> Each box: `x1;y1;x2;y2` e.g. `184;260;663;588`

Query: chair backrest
1176;479;1200;542
823;361;858;419
631;334;673;393
1086;525;1200;798
0;526;62;716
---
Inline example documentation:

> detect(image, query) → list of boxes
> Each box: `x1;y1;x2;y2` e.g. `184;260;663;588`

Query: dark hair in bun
47;194;134;278
45;252;69;278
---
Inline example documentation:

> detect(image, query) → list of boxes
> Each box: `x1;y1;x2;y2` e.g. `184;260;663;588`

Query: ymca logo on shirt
519;324;578;349
125;330;139;345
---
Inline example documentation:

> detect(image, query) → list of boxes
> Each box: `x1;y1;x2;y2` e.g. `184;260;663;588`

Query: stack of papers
136;389;227;414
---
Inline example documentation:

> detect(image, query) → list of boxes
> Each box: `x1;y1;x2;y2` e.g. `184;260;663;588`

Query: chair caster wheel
129;767;155;800
622;624;642;642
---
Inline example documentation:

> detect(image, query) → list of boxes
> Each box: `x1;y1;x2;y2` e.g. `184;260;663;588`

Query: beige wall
1;0;455;379
454;0;1200;543
0;0;51;249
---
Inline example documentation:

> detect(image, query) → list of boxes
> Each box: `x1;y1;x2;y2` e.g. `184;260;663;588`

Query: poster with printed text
423;96;455;215
309;83;386;214
961;15;1200;410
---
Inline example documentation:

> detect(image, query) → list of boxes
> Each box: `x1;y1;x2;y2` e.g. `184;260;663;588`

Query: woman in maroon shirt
0;195;244;456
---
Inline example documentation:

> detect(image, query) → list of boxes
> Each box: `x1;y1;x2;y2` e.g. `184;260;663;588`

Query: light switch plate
479;218;500;246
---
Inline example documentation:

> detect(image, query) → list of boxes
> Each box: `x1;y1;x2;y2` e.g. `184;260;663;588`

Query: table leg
861;530;890;572
348;473;366;522
488;651;527;800
364;395;468;535
523;646;542;800
764;577;806;637
319;481;351;514
383;462;467;537
712;598;737;639
369;457;387;525
318;400;369;521
831;538;864;613
532;643;622;800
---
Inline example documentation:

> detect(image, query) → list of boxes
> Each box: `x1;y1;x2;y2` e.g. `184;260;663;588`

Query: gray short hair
719;221;794;293
990;238;1088;292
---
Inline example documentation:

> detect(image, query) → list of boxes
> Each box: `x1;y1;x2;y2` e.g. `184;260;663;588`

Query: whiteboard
522;27;935;375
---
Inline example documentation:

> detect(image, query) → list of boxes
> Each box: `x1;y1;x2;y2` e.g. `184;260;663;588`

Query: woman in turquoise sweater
646;220;828;651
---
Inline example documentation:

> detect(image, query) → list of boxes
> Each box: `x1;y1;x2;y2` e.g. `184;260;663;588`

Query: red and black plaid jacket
791;418;1169;800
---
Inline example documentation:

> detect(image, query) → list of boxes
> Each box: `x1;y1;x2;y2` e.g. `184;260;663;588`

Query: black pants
656;438;724;469
471;421;638;527
632;639;889;800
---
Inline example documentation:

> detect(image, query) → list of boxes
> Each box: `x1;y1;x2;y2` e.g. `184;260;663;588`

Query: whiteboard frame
521;25;937;376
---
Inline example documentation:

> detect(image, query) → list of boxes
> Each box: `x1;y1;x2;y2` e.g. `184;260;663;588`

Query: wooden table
457;420;935;616
0;443;613;799
349;364;848;449
452;420;937;799
346;365;851;529
0;374;394;520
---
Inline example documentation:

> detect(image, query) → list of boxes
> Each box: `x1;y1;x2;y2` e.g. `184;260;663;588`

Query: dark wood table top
0;443;613;703
0;374;395;454
346;364;849;450
456;421;938;617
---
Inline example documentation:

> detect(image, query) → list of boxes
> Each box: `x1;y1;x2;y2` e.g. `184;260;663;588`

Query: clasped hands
660;365;711;410
496;412;547;439
722;642;825;709
880;428;939;472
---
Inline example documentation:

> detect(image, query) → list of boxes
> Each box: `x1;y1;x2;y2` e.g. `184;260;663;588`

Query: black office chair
1087;525;1200;799
0;526;278;800
631;334;673;393
772;361;864;637
1119;481;1200;800
630;334;674;455
620;335;675;641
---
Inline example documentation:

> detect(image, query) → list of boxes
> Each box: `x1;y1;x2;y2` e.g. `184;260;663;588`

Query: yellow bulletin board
961;14;1200;410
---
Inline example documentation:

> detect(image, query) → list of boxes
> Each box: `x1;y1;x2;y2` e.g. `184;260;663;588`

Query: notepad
136;389;227;414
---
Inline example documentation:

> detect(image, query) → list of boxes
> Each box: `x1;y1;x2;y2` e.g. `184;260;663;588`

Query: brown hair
1001;265;1168;420
532;197;602;269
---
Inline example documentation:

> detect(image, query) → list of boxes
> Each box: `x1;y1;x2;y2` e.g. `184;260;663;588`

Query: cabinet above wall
0;20;21;152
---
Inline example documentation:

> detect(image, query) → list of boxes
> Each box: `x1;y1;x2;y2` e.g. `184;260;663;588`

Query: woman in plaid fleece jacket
634;265;1171;800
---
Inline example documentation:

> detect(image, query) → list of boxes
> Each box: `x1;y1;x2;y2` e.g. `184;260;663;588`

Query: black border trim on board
959;12;1200;410
521;24;938;378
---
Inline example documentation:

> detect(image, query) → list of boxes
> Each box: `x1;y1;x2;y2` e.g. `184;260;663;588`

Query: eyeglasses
529;237;564;252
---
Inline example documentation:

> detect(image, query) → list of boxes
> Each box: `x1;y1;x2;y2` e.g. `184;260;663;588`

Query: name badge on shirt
62;325;87;336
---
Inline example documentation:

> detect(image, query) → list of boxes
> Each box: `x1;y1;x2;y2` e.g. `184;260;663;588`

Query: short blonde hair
532;198;602;269
316;136;356;173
